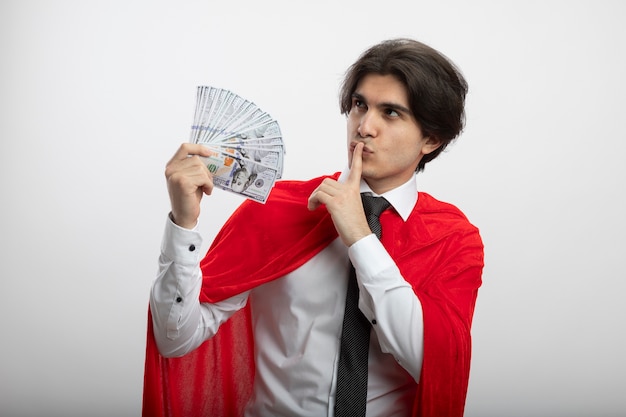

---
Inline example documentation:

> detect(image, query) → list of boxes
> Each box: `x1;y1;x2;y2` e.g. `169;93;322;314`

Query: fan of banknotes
189;86;284;203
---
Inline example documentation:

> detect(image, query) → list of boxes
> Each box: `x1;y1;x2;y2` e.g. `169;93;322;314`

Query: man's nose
357;111;378;138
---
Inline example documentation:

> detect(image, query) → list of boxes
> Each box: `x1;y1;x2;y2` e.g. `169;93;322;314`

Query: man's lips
350;142;373;154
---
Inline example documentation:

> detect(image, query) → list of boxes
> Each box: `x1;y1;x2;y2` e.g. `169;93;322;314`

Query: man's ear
421;137;443;155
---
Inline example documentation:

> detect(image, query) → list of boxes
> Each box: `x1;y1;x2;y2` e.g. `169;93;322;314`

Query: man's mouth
350;141;373;154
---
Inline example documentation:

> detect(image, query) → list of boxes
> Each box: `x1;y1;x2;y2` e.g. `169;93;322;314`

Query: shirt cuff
348;234;397;284
161;213;204;266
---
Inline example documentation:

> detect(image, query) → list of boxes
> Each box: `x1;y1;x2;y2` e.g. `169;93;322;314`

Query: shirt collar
337;166;418;221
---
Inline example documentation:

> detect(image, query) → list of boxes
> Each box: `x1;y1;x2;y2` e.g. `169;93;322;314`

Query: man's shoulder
414;192;479;234
416;192;466;215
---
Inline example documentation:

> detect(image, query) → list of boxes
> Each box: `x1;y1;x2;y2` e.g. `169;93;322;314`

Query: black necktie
334;194;390;417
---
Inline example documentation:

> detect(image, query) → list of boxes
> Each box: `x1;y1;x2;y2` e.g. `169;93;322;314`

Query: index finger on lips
347;142;364;186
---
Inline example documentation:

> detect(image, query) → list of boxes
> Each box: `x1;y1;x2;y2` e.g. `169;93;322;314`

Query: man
143;38;484;417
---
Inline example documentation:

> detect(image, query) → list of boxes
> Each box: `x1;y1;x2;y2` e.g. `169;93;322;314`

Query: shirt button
188;244;196;252
176;297;183;303
371;319;377;325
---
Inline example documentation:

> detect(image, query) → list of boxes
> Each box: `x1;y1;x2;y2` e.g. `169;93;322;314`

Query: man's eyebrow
351;92;412;115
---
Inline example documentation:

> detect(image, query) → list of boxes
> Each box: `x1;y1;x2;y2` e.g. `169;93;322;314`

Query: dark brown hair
340;38;468;172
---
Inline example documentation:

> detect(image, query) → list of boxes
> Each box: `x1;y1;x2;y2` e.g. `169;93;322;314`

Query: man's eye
385;108;399;117
353;99;365;108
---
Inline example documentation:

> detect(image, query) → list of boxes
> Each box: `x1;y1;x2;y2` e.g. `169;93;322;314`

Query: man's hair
339;38;468;172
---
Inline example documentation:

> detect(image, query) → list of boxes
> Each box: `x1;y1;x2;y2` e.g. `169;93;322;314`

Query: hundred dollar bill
189;86;284;203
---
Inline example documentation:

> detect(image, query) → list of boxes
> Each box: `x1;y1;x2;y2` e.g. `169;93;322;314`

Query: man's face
346;74;439;194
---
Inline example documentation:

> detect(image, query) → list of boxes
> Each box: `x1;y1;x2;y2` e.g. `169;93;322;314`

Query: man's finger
307;186;325;211
168;143;212;165
347;142;364;185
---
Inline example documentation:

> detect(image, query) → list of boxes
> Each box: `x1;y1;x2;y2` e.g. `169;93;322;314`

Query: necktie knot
361;194;390;239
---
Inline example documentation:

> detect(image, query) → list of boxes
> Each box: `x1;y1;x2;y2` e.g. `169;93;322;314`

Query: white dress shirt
150;173;425;417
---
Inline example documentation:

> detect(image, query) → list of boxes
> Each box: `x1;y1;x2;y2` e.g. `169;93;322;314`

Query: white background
1;1;625;416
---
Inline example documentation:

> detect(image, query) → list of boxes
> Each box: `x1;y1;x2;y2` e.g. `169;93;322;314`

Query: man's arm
150;144;250;357
150;215;249;357
350;235;424;381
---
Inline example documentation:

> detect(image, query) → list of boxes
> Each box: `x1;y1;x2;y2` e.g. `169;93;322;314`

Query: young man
143;38;484;417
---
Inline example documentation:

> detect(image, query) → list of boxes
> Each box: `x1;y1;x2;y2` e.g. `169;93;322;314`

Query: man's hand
307;143;372;246
165;143;215;229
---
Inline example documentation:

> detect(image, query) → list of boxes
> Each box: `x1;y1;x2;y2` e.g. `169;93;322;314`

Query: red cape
143;173;484;417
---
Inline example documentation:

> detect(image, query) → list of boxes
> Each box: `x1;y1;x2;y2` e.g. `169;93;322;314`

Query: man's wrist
169;212;198;230
163;213;203;265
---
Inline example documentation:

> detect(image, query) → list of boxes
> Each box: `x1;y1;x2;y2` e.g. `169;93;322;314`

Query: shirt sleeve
349;234;424;381
149;214;250;358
